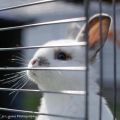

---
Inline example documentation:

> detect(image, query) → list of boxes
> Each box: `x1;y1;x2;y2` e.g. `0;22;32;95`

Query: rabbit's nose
31;59;37;65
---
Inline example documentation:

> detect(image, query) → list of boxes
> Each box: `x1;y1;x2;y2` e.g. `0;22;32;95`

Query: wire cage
0;0;119;120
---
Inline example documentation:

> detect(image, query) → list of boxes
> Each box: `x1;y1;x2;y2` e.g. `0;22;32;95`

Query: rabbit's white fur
27;14;114;120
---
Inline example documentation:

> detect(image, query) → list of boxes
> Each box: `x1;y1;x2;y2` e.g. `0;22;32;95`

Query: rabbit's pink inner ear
88;17;111;48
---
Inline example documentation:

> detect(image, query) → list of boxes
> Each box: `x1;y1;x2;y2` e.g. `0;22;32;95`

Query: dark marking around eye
54;49;72;61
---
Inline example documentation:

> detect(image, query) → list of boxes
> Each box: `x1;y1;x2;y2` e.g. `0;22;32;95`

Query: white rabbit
27;14;114;120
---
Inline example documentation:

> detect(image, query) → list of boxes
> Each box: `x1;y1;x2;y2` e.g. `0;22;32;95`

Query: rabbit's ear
67;23;81;39
76;13;112;62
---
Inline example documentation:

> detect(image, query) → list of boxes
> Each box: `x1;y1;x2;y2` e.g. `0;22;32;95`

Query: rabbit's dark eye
57;52;66;60
55;50;71;61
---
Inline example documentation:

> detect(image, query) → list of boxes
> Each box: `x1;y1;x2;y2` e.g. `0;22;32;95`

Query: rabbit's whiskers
1;54;28;103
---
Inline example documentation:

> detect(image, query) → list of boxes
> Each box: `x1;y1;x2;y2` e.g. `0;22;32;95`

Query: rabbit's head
27;14;111;91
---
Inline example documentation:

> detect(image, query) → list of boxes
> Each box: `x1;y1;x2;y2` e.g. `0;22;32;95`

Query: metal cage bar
0;17;86;32
0;88;86;95
0;107;83;120
0;66;86;71
112;0;117;120
0;0;55;12
98;0;103;120
0;42;86;51
84;0;89;120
